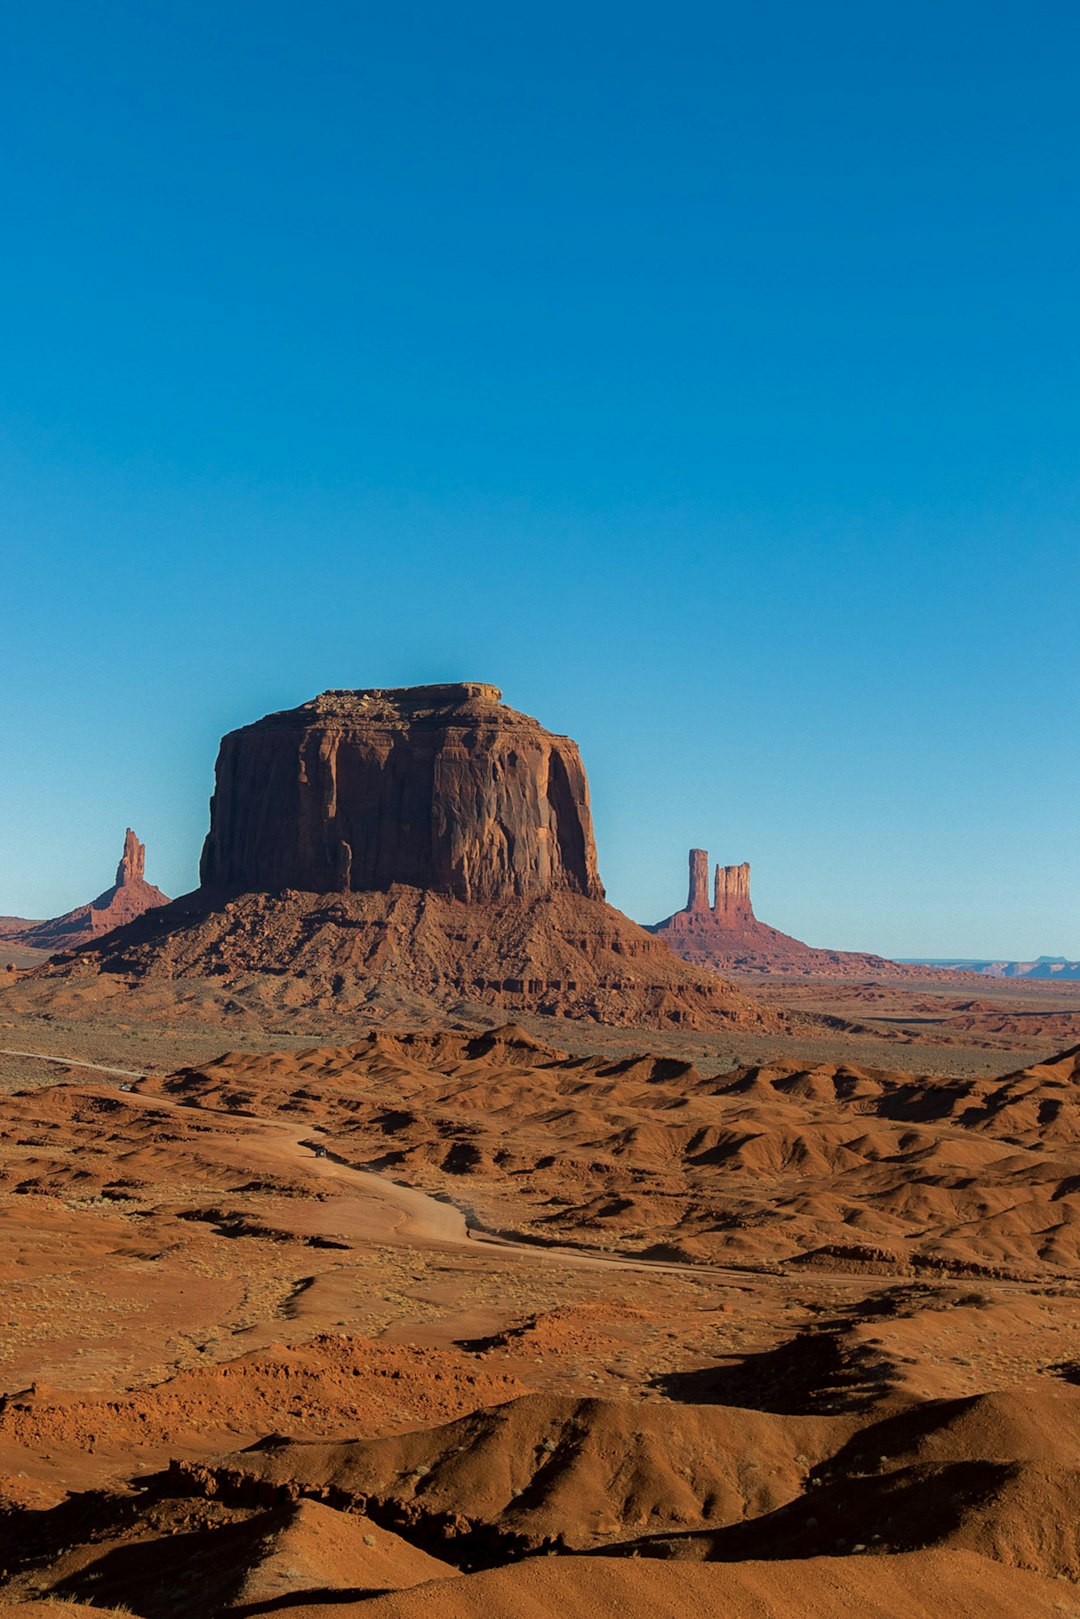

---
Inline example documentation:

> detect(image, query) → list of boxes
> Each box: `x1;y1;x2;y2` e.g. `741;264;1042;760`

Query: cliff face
0;830;169;953
199;683;604;906
116;827;146;885
687;849;710;914
713;861;752;923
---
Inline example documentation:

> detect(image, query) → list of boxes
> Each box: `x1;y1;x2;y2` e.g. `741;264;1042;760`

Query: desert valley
1;683;1079;1618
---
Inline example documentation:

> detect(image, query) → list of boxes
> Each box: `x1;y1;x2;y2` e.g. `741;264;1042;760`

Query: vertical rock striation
199;683;605;904
687;849;710;914
117;827;147;886
713;861;752;923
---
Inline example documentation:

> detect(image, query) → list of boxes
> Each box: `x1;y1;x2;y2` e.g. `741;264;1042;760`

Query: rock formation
668;855;754;932
650;848;925;978
0;829;169;954
687;848;710;915
199;683;603;904
714;861;752;923
9;688;775;1031
116;826;146;885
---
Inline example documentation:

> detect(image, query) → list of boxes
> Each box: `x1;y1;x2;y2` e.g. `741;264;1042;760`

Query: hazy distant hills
901;955;1080;981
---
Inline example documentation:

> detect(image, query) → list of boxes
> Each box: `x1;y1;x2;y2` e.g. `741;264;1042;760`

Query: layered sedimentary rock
12;688;772;1031
687;848;710;914
714;861;752;923
0;830;169;954
667;855;754;932
200;683;603;905
650;849;920;978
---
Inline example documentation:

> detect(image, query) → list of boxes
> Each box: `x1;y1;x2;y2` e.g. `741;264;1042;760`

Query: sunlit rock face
199;682;605;904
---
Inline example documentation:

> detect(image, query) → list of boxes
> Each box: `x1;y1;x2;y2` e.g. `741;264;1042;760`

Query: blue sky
1;1;1077;957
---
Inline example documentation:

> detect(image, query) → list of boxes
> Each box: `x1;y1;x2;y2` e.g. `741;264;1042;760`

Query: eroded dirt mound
8;1022;1080;1610
329;1550;1078;1619
129;1032;1080;1275
1;1493;453;1617
602;1385;1080;1582
0;1334;529;1505
171;1391;840;1559
7;886;773;1032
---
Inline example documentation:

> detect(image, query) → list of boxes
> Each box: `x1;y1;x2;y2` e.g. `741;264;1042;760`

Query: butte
650;847;928;978
0;828;169;956
14;685;769;1030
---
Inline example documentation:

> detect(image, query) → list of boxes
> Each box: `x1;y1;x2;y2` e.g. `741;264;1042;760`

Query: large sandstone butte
0;829;169;955
199;683;603;904
650;847;924;978
9;689;772;1031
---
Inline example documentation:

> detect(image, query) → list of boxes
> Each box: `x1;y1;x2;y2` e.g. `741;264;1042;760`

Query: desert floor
2;972;1080;1616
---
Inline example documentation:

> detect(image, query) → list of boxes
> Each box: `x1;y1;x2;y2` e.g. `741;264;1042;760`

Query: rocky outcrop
200;683;604;905
666;853;754;933
714;861;752;923
0;830;169;954
7;690;776;1031
650;848;926;979
116;826;146;885
686;849;710;914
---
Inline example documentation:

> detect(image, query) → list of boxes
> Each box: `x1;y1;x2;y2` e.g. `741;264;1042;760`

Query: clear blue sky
2;1;1077;958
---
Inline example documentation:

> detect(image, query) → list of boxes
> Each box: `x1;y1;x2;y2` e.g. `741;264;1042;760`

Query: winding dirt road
0;1044;757;1278
0;1046;1032;1294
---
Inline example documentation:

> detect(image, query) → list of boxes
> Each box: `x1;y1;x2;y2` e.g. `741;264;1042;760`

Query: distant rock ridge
0;829;169;954
649;848;938;980
903;956;1080;982
7;688;777;1031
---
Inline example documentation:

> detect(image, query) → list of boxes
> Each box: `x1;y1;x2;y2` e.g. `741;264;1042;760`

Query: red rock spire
687;848;710;914
713;861;752;922
115;828;146;887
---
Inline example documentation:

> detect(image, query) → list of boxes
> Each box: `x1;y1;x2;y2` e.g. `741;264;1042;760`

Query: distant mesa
0;828;169;955
650;847;923;979
6;687;774;1031
902;955;1080;982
